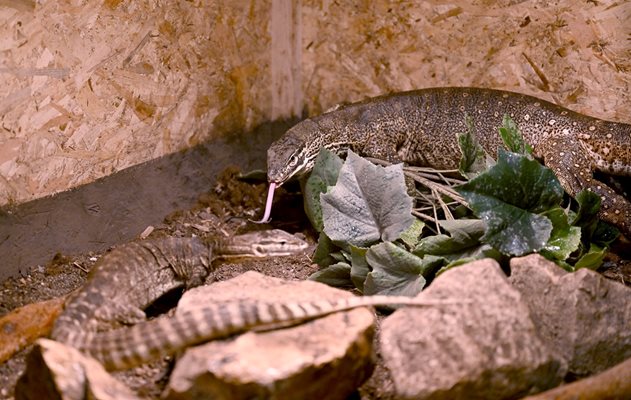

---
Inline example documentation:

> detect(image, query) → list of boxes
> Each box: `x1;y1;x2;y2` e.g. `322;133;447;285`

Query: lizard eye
289;155;299;166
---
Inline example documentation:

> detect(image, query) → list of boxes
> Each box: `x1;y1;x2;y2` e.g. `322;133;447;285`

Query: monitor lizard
263;87;631;237
51;230;308;347
48;230;461;371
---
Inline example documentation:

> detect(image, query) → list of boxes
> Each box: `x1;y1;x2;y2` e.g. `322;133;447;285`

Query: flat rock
163;271;376;400
380;258;565;400
15;338;142;400
509;254;631;376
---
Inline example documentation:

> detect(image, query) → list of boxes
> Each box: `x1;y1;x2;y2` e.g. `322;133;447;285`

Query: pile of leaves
305;116;619;296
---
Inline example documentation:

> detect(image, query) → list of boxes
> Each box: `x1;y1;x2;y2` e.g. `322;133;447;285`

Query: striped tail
79;295;461;370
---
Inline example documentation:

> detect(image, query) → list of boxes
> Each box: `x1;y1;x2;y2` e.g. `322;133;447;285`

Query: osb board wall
1;0;630;206
300;0;631;117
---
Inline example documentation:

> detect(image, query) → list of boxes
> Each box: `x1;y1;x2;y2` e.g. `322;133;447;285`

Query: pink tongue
252;182;276;223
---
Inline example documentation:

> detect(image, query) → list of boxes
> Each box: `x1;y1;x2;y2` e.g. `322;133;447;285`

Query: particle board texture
1;0;630;206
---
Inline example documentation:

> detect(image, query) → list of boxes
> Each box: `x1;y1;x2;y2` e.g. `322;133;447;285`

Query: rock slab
509;254;631;376
15;338;142;400
163;271;377;400
380;258;565;400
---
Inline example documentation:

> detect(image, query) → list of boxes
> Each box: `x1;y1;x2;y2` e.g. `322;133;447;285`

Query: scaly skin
62;295;463;370
267;87;631;237
51;230;308;346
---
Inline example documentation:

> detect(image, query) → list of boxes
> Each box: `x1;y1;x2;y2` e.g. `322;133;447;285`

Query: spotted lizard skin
51;230;308;348
51;237;213;346
267;87;631;237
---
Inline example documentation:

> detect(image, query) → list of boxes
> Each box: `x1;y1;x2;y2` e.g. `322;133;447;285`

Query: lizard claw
251;183;276;224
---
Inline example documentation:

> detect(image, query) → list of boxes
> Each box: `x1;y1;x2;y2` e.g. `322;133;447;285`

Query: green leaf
308;262;353;287
331;251;349;263
414;219;485;257
480;206;552;256
414;219;502;268
571;190;619;246
303;149;344;231
399;219;426;248
456;150;564;256
349;245;370;291
499;114;533;155
363;242;427;296
313;232;338;267
573;243;606;270
540;207;582;260
570;190;601;238
591;222;619;248
321;150;414;247
458;114;494;179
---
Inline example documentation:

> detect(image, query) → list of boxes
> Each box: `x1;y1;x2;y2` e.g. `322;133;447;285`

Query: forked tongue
252;182;276;224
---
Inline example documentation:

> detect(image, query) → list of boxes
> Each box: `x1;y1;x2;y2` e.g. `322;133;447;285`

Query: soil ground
0;167;629;399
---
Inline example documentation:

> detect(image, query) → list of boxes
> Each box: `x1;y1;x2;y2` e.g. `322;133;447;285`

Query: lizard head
222;229;309;258
267;119;323;186
251;119;324;224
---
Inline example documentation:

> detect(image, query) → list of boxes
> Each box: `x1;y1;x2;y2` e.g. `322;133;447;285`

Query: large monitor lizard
264;87;631;238
51;230;308;347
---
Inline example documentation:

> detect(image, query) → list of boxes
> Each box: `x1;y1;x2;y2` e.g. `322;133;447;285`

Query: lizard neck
211;236;257;259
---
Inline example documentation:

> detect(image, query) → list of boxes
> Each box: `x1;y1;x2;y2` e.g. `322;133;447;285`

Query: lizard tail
80;295;462;370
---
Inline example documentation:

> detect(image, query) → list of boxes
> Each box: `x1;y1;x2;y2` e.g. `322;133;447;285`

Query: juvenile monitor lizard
264;87;631;237
51;230;308;347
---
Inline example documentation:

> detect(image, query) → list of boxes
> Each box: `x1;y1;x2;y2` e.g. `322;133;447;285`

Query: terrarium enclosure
1;0;630;279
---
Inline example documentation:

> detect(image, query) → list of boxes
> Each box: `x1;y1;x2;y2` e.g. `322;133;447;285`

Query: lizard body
266;87;631;236
63;295;460;370
51;230;308;346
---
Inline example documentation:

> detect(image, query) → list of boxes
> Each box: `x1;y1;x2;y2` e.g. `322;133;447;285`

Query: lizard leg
540;136;631;238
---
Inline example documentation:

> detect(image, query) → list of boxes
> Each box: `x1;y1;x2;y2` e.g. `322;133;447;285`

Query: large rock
509;254;631;376
163;271;377;400
15;338;142;400
380;258;565;400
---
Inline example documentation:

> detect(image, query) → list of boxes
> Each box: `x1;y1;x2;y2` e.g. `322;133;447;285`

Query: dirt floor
0;167;629;399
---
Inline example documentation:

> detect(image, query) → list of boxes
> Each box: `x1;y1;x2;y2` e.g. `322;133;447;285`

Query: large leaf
363;242;428;296
303;149;343;231
321;150;414;247
456;150;564;256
